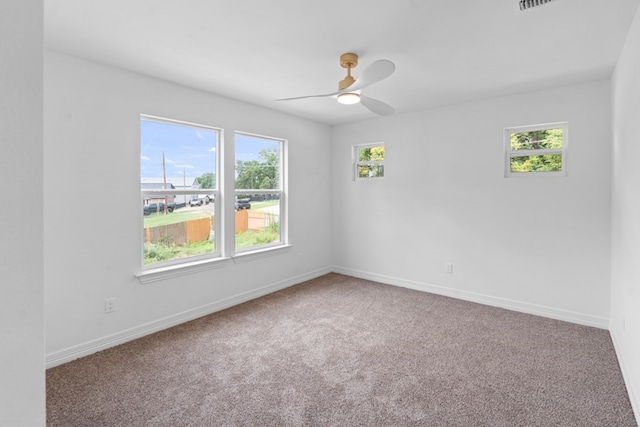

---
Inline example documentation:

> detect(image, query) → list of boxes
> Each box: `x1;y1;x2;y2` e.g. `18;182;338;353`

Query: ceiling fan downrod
339;53;358;91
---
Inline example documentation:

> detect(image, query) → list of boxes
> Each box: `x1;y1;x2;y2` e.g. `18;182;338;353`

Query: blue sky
140;119;279;180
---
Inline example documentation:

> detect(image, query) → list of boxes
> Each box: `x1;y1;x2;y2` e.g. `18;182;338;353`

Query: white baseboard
46;265;609;369
331;266;609;329
45;267;332;368
610;325;640;423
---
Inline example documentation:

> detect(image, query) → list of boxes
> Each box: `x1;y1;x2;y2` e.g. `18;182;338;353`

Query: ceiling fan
275;53;396;116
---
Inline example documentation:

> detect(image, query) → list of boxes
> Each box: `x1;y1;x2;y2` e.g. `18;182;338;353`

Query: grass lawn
144;209;212;227
235;229;279;248
144;239;214;264
144;228;278;264
251;200;279;210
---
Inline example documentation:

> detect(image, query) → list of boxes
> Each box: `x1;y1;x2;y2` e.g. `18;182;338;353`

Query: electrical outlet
445;263;454;274
105;298;116;313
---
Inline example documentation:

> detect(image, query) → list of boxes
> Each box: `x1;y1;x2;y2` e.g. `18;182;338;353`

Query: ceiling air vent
519;0;555;11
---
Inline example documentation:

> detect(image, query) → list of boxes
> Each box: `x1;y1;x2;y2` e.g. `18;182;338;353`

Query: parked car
235;197;251;210
143;202;175;215
189;197;202;207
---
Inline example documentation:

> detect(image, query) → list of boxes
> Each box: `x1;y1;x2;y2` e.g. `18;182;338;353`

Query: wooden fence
144;211;279;245
144;217;211;245
235;210;248;234
238;210;278;232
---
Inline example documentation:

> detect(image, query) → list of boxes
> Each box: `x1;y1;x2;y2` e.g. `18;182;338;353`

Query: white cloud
141;155;151;161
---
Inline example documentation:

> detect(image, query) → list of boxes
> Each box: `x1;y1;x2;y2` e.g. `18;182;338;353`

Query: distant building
141;182;176;205
141;176;200;206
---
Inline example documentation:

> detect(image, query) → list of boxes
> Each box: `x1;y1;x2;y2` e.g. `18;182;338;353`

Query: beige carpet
46;273;637;426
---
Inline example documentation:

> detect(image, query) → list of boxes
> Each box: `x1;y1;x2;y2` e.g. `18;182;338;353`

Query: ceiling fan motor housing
339;75;355;90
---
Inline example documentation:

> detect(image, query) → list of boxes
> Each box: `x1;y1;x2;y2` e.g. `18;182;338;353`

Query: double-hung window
140;115;219;267
354;143;385;180
504;122;568;177
234;132;285;252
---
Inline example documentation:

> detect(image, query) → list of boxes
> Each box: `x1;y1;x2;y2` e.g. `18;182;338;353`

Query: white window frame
140;115;222;271
234;131;287;255
353;142;385;181
504;122;568;178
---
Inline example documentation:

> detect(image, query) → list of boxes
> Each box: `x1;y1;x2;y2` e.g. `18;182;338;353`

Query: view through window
354;143;385;179
235;133;284;252
505;123;567;177
140;116;218;266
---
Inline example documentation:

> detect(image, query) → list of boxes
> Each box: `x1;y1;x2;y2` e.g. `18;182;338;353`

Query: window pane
235;197;281;249
141;117;217;266
358;165;384;178
141;119;217;191
235;134;281;190
510;154;562;172
235;133;284;251
510;128;563;151
143;206;215;265
358;146;385;161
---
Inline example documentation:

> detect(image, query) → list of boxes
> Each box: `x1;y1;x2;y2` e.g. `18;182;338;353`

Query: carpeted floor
46;273;637;426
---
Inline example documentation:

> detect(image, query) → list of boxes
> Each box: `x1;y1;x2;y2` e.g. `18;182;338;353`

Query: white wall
44;51;332;363
611;3;640;420
332;81;612;327
0;1;45;425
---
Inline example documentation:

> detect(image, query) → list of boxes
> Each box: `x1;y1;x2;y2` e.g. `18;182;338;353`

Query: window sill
505;171;567;178
137;257;230;285
232;244;292;264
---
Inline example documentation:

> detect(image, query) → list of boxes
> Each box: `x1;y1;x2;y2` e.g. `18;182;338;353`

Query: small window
354;143;385;180
140;116;219;267
504;123;567;177
235;132;286;253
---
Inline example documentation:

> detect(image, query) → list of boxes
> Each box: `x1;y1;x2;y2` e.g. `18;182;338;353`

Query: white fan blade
360;94;395;116
275;91;339;101
275;59;395;102
345;59;395;92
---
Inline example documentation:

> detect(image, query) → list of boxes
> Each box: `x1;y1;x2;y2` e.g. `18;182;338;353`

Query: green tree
196;172;215;189
358;146;384;178
359;146;384;161
510;128;563;172
235;148;279;189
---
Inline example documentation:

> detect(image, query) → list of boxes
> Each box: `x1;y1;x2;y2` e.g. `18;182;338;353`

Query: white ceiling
45;0;640;125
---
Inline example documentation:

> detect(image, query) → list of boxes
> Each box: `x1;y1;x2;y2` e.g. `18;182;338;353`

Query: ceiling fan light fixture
275;52;395;115
337;92;360;105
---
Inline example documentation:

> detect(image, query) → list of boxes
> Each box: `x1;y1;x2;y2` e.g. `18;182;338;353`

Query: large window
140;116;219;267
504;122;568;177
235;133;285;252
354;143;385;180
